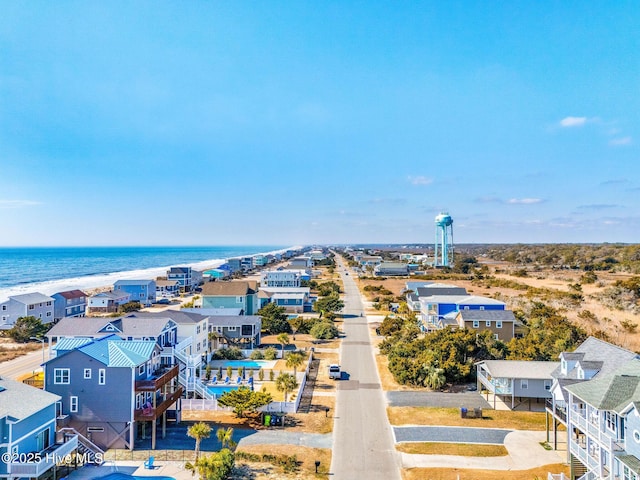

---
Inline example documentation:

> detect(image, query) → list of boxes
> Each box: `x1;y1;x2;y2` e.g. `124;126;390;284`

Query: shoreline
0;245;302;302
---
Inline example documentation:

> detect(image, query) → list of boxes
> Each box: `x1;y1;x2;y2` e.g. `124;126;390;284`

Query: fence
104;449;197;463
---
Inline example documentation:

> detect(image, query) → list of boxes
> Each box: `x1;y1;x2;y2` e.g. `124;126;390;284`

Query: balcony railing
570;439;600;472
135;364;179;391
134;387;183;420
10;435;78;476
546;399;567;423
477;369;512;394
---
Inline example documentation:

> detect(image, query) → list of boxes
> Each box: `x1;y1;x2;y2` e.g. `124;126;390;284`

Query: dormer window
561;359;567;374
577;366;585;379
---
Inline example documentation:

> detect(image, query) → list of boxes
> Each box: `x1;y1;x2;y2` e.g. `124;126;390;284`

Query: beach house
113;279;156;307
87;291;131;314
0;377;81;479
44;335;183;451
258;286;313;313
201;281;259;315
166;266;193;292
0;292;55;330
564;358;640;480
208;315;262;350
260;269;303;288
475;360;558;410
405;283;468;312
455;309;520;341
373;262;409;276
418;294;505;331
155;279;180;298
52;289;87;321
545;337;639;452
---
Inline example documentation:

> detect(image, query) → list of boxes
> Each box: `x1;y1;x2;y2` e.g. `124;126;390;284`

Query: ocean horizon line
0;245;302;302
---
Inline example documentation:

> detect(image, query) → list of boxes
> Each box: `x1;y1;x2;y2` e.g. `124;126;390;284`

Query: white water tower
434;212;454;267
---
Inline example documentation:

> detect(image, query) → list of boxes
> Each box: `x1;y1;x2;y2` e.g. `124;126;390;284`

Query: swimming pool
210;360;276;370
206;385;243;396
96;474;175;480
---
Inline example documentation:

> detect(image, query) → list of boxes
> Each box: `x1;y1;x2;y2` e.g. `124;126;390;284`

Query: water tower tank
435;213;453;227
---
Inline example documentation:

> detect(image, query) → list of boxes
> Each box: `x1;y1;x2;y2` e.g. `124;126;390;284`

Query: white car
329;364;341;380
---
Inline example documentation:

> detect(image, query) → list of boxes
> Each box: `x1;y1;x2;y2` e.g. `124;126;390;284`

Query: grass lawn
396;443;508;456
388;407;548;431
402;463;570;480
375;351;421;392
237;444;331;479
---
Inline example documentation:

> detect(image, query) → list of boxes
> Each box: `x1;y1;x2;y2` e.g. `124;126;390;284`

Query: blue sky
1;2;638;246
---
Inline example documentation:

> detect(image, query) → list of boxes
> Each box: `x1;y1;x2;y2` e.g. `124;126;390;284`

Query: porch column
545;411;549;443
152;392;157;450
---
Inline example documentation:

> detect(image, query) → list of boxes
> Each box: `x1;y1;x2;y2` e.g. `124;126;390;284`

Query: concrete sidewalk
399;430;565;470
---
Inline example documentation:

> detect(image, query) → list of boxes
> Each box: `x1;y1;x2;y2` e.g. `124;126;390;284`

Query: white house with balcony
564;358;640;480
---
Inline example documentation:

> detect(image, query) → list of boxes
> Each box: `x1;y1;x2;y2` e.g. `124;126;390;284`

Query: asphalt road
0;344;49;379
394;426;511;444
330;256;401;480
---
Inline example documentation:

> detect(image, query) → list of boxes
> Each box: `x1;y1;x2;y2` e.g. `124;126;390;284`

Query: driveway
387;391;491;409
394;426;511;445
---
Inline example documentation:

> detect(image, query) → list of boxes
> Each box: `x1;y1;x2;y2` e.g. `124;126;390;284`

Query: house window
544;380;551;391
140;293;144;298
84;368;91;379
46;301;52;306
138;364;145;375
236;296;243;303
521;379;528;389
54;368;70;384
29;304;35;310
485;321;491;327
496;321;502;328
228;326;237;332
605;411;617;432
46;311;52;317
463;306;470;310
479;306;485;310
196;342;201;352
472;320;479;328
98;369;106;385
1;305;6;310
197;326;201;334
494;334;499;340
70;396;78;413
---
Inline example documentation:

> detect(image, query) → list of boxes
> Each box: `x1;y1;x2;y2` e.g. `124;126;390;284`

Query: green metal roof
565;359;640;412
617;455;640;474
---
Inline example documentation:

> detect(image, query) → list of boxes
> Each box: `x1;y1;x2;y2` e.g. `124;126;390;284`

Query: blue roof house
44;335;182;451
419;295;505;331
0;377;80;479
114;280;156;307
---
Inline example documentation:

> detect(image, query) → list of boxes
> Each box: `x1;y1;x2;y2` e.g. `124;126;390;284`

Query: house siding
464;321;514;342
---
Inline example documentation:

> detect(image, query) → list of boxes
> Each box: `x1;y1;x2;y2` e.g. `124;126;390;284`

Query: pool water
206;385;243;396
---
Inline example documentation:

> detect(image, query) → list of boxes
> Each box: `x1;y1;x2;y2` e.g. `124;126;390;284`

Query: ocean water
0;245;296;301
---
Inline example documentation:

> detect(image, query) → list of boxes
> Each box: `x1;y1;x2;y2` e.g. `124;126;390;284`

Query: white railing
548;473;569;480
569;440;599;472
576;472;598;480
10;435;78;476
193;377;214;400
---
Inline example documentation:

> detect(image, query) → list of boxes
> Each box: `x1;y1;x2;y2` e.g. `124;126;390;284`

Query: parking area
393;425;511;445
387;391;491;409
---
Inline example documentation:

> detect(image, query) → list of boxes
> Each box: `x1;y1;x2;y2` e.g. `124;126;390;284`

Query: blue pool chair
144;456;155;469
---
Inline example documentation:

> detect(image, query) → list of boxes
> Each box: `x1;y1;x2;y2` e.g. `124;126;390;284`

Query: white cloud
0;199;42;209
559;116;588;127
609;136;632;146
507;198;543;205
408;175;433;186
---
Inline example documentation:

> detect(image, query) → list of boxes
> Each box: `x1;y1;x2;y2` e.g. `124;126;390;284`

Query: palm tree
275;372;298;402
187;422;212;460
425;365;446;390
216;427;236;450
277;333;290;357
286;352;304;376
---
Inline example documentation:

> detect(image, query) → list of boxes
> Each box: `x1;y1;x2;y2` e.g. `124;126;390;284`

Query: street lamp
30;337;45;366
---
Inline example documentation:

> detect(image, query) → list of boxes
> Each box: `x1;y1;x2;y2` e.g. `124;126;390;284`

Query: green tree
264;347;278;360
258;303;291;334
275;373;298;402
216;427;236;450
309;321;339;339
217;388;272;418
286;352;304;376
313;293;344;318
277;333;290;357
6;316;49;343
187;422;212;460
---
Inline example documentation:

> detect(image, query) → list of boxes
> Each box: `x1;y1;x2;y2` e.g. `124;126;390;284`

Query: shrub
310;321;339;339
212;347;244;360
249;350;265;360
264;347;277;360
